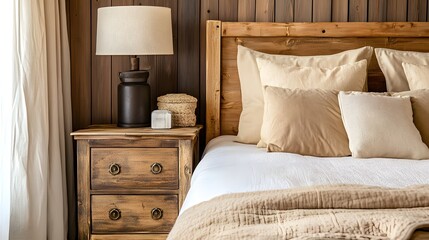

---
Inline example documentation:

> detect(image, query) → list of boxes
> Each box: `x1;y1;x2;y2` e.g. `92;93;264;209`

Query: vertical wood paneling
349;0;368;22
275;0;294;22
156;0;178;99
256;0;275;22
294;0;312;21
91;0;112;124
70;0;91;130
238;0;256;21
219;0;238;21
368;0;387;21
408;0;427;21
387;0;407;21
178;0;200;115
110;0;133;123
313;0;332;22
332;0;348;22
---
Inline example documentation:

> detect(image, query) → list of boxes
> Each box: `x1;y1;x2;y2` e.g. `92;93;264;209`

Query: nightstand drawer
91;195;178;233
91;148;178;190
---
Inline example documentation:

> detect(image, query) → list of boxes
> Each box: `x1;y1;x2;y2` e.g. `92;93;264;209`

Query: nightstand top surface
71;124;202;138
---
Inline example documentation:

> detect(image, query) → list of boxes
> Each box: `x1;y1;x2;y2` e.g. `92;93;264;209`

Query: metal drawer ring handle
108;163;121;176
150;162;163;174
109;208;121;221
151;207;163;220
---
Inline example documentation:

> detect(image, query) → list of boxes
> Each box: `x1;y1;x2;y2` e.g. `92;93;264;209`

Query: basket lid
157;93;197;103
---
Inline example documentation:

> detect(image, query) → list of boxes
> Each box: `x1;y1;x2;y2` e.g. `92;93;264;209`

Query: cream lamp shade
96;6;173;55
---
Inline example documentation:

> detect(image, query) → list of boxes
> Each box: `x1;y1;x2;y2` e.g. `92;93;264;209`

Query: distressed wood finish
91;195;178;233
77;140;91;239
73;126;201;239
91;148;178;190
206;21;221;144
206;21;429;142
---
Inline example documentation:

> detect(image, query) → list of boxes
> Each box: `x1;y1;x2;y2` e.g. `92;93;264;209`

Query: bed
169;21;429;239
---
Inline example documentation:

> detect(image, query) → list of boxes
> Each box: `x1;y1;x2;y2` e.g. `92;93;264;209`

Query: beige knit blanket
168;185;429;240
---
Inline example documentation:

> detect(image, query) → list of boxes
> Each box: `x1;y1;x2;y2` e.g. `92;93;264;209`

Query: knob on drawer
109;208;121;220
151;207;163;220
108;163;121;175
150;162;163;174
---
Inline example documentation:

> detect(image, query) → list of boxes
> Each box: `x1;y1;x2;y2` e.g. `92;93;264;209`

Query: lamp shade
96;6;173;55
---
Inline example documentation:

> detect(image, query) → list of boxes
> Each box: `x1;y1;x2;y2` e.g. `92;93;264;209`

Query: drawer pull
109;208;121;220
108;163;121;176
151;207;163;220
150;162;163;174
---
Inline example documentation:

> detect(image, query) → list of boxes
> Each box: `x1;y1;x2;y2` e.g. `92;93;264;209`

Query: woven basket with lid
157;94;197;127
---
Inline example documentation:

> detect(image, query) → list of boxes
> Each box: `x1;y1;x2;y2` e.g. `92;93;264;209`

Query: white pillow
338;91;429;160
402;62;429;90
375;48;429;92
237;45;373;144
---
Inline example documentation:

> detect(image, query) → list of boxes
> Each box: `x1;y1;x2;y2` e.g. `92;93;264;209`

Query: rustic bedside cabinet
72;125;202;240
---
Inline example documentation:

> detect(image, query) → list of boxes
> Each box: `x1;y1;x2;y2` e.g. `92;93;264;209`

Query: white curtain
0;0;73;239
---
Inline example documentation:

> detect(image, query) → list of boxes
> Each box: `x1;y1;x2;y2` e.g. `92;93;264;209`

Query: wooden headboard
205;21;429;143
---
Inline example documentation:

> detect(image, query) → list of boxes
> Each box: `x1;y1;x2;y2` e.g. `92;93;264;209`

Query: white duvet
181;135;429;214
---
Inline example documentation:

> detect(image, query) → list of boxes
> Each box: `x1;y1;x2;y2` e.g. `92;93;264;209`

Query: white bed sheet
181;135;429;214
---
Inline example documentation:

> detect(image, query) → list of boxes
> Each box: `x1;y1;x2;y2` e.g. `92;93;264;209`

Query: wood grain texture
313;0;332;22
73;126;201;239
221;22;429;37
91;148;178;190
205;21;221;143
274;0;294;22
332;0;348;22
368;0;387;21
179;139;194;209
91;195;178;233
349;0;368;22
256;0;275;22
238;0;256;21
77;140;91;239
387;0;408;21
204;21;429;143
91;0;112;124
408;0;428;21
178;0;200;119
70;0;91;130
219;0;238;21
294;0;312;21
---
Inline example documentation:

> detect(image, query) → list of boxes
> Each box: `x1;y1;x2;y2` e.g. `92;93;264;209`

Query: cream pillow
375;48;429;92
261;87;351;157
338;92;429;160
392;89;429;148
402;62;429;90
257;58;367;90
237;45;373;144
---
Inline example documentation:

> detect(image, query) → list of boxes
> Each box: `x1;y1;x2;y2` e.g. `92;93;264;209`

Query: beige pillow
338;91;429;160
260;87;351;157
257;58;367;90
402;62;429;90
256;59;367;147
392;89;429;148
236;45;373;144
375;48;429;92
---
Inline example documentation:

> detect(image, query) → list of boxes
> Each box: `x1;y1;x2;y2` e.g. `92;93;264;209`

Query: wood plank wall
70;0;429;131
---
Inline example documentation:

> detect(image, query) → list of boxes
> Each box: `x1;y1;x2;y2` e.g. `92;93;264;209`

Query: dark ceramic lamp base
117;70;151;128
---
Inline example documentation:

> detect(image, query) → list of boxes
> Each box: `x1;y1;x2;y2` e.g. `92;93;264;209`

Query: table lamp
96;6;173;127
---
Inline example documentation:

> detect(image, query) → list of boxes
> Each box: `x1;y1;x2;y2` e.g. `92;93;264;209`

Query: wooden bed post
206;20;221;144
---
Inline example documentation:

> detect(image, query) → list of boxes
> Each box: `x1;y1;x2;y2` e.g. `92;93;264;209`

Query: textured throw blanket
168;185;429;240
